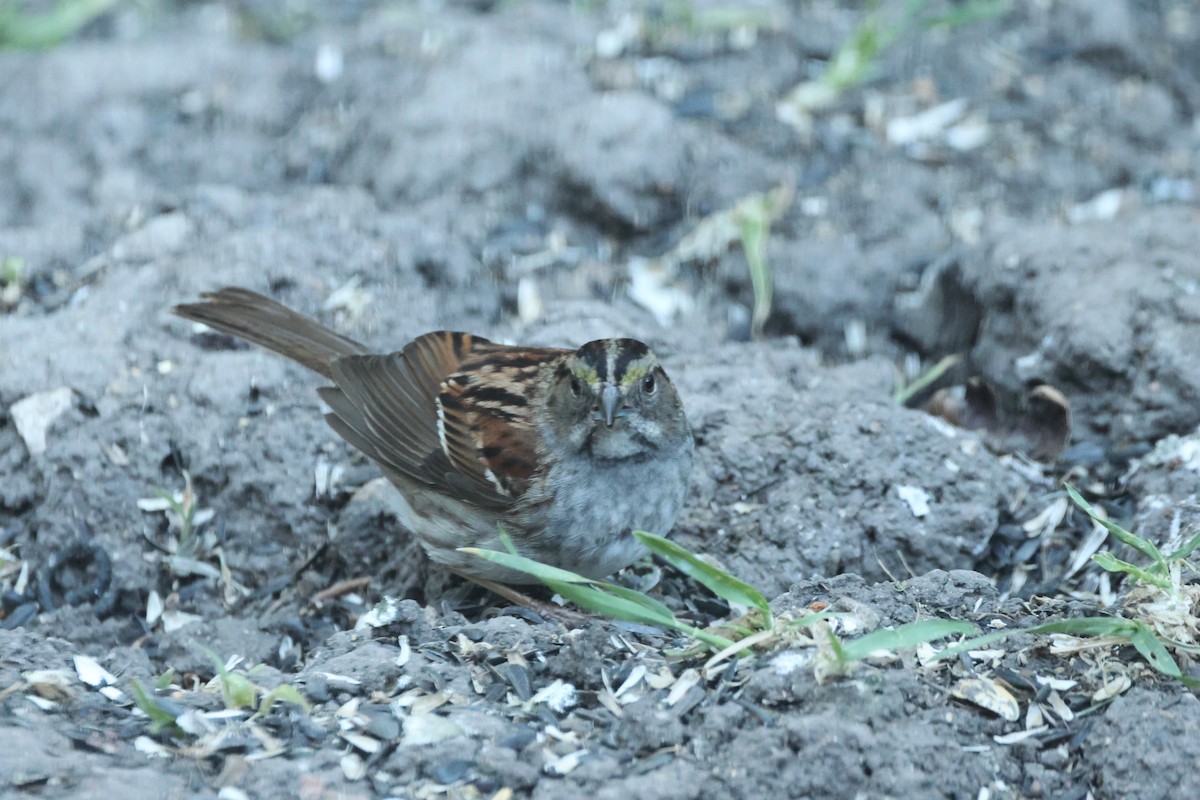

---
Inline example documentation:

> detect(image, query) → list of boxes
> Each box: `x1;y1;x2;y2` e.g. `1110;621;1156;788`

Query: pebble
427;758;474;784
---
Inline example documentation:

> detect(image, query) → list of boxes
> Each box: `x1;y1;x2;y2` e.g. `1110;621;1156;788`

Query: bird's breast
532;445;693;578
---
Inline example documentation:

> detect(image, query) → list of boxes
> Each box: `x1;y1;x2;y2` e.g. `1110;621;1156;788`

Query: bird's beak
601;383;620;427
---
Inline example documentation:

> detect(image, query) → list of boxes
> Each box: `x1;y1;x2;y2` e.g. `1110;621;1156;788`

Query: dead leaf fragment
665;668;700;706
886;98;969;145
11;387;73;456
530;680;577;713
1045;690;1074;723
994;726;1048;745
924;378;997;433
925;380;1071;462
74;655;120;701
771;650;812;676
1092;673;1131;702
1008;385;1071;462
342;732;381;754
323;277;372;320
146;590;164;626
161;608;203;633
401;713;463;746
24;669;74;703
952;677;1020;721
134;736;172;758
543;748;587;776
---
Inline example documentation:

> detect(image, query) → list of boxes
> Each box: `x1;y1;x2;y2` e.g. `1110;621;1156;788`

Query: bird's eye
569;375;582;396
642;373;656;394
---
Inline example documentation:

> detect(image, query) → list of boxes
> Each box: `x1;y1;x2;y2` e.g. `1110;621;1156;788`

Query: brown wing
323;332;566;509
436;345;568;498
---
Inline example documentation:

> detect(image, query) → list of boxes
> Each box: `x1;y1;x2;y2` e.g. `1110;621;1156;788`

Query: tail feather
173;287;369;379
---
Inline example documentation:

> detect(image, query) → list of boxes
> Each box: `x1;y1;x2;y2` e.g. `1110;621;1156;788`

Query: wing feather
324;332;566;508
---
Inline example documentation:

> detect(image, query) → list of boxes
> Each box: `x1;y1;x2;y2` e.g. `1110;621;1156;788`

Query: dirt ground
3;0;1200;797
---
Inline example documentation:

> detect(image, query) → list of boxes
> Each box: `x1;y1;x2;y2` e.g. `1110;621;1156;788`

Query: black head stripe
575;340;612;382
574;339;653;385
612;339;651;383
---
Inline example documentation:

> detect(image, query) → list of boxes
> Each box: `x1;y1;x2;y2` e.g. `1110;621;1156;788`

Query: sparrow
173;288;694;586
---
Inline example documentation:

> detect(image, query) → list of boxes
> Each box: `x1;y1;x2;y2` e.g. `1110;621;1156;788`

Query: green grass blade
785;610;845;630
1164;529;1200;563
593;580;679;621
839;619;977;662
192;640;257;710
254;684;312;718
1029;616;1185;675
546;579;735;650
1129;623;1182;677
0;0;118;49
190;640;229;681
1066;485;1166;572
459;547;594;584
634;531;771;623
823;6;888;91
929;629;1015;662
155;668;176;691
934;615;1186;681
1092;552;1172;590
892;353;961;405
739;202;772;339
824;624;848;663
1030;617;1136;638
130;678;180;734
923;0;1009;29
467;542;677;622
497;527;520;555
464;544;737;650
543;580;668;625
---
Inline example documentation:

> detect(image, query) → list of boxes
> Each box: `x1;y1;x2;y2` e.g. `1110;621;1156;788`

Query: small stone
401;713;463;746
499;726;537;751
362;707;400;740
341;753;366;781
303;673;331;703
427;758;474;784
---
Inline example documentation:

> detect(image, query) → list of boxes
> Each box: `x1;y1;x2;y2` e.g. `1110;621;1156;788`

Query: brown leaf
925;380;1071;463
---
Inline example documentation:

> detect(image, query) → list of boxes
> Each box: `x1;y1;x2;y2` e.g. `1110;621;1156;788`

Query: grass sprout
1;255;24;305
462;542;739;650
936;486;1200;686
155;668;176;691
143;471;200;550
0;0;118;49
824;0;1008;92
463;532;973;673
139;474;248;603
655;184;792;338
194;642;311;716
130;677;182;735
131;652;309;740
643;0;778;43
734;190;781;339
777;0;1009;128
892;353;960;405
1069;485;1200;662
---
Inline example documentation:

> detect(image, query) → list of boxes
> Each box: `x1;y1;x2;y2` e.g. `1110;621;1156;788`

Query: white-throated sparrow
174;288;694;586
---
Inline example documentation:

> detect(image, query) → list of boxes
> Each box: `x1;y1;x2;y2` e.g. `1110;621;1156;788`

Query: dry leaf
952;677;1020;721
